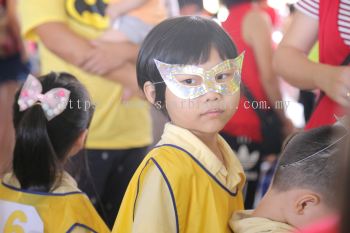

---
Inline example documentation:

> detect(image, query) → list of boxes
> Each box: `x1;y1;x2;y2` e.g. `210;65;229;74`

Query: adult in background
17;0;159;227
221;0;293;208
274;0;350;129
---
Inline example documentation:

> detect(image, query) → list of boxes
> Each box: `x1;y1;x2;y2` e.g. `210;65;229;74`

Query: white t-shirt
295;0;350;46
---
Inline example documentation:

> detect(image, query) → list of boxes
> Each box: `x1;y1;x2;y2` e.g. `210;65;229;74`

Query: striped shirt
295;0;350;46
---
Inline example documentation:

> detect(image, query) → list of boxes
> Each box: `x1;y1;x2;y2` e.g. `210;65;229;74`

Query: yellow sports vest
113;145;244;233
0;182;110;233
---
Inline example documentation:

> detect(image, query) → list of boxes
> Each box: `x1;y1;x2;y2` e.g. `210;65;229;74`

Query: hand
320;66;350;108
104;63;145;101
81;40;129;76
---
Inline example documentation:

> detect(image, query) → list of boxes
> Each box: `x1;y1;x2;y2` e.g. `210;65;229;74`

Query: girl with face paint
112;16;246;233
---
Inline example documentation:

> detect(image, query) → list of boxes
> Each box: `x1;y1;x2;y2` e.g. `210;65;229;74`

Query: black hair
340;119;350;233
137;16;238;117
271;125;348;208
341;148;350;233
12;72;94;191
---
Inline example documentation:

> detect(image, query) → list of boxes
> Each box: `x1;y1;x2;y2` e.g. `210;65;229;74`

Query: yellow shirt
17;0;152;149
230;210;296;233
0;172;110;233
110;0;167;25
113;123;246;233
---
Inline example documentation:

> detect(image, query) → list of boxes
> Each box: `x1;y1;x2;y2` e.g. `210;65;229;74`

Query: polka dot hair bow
18;74;71;121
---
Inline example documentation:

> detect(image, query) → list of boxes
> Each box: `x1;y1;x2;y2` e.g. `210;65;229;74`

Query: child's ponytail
13;104;58;191
12;72;93;191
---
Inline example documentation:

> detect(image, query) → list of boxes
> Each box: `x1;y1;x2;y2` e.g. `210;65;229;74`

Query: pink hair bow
18;74;71;121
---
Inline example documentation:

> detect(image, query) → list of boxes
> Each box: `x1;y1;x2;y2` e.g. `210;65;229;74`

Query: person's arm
35;22;142;98
105;63;145;100
274;11;350;107
132;165;177;233
35;22;93;67
81;40;139;75
6;0;26;59
106;0;148;20
17;0;141;88
17;0;87;66
273;11;319;89
35;22;139;75
243;8;292;129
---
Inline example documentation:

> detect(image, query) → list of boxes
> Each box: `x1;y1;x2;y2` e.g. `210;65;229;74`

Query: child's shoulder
147;144;193;163
142;144;198;178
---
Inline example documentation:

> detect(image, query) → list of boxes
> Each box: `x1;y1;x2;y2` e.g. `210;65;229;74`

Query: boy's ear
294;194;320;215
143;81;156;104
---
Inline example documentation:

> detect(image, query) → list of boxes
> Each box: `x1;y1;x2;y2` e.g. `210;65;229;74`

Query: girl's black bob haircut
136;16;238;116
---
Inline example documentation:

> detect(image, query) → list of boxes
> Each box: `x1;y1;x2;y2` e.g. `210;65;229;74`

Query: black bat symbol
75;0;107;16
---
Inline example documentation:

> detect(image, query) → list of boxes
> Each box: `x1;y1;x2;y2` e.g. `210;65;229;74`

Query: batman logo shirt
66;0;110;30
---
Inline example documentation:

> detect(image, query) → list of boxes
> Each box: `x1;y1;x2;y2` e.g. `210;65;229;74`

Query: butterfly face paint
154;52;244;100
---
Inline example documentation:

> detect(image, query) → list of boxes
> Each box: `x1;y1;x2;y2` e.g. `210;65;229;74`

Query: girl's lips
200;109;224;117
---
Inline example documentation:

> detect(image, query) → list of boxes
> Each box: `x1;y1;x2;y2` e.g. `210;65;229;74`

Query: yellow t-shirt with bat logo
17;0;152;149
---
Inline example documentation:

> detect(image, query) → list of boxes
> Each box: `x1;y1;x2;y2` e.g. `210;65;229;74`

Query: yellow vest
113;145;244;233
0;182;110;233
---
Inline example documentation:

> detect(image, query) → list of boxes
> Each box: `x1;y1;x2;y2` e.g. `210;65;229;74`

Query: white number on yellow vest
0;200;44;233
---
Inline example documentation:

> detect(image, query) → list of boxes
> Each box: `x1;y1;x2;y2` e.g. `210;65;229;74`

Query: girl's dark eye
216;73;232;83
183;79;195;85
217;74;225;80
175;75;202;86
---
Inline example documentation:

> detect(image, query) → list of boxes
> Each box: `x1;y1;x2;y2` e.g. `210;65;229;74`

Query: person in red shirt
221;0;292;208
274;0;350;130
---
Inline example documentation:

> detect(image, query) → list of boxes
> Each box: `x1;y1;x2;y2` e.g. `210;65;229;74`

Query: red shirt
296;0;350;129
222;3;271;143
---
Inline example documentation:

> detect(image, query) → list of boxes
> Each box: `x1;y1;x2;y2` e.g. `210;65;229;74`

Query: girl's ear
143;81;156;104
68;130;88;157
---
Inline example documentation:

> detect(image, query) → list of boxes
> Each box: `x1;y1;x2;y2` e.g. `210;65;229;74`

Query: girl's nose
204;90;221;102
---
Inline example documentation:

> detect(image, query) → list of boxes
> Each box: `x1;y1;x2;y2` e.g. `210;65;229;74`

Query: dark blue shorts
0;53;30;84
